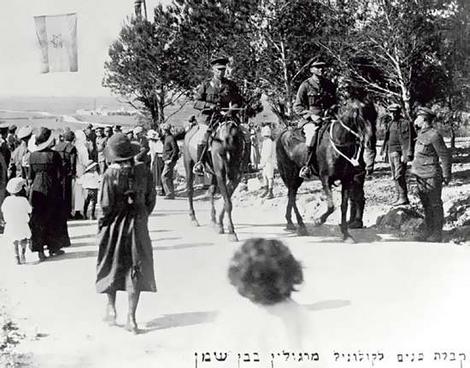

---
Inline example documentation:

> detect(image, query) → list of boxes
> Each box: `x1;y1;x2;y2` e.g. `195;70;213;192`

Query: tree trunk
450;125;456;150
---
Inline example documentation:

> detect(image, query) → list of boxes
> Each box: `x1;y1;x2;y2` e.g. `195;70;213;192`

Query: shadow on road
143;311;218;333
154;242;215;251
303;299;351;311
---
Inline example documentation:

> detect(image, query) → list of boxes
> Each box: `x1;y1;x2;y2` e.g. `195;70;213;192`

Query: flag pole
143;0;148;20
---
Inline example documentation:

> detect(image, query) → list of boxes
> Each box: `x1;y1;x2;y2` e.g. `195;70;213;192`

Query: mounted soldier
192;54;243;176
293;59;338;180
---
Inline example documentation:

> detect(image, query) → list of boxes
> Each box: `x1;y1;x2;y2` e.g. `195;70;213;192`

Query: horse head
217;118;241;151
338;99;376;150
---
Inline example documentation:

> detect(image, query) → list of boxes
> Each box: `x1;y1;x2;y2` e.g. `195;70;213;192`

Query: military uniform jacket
411;127;451;179
381;117;416;159
194;77;243;124
96;136;108;163
294;75;337;127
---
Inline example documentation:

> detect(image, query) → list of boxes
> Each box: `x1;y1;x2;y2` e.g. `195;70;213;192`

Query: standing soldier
380;103;416;206
293;60;338;180
411;107;451;242
192;54;243;176
161;124;179;199
95;127;108;175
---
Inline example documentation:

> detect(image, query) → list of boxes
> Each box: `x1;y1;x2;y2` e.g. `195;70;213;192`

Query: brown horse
276;100;376;242
184;116;247;242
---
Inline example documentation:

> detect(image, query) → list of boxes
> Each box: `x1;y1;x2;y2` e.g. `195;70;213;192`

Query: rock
376;207;426;237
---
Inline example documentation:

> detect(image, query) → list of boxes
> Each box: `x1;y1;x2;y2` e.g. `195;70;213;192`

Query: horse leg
315;179;335;226
209;175;218;228
292;188;308;236
218;178;238;241
285;187;296;231
341;182;355;243
186;160;199;227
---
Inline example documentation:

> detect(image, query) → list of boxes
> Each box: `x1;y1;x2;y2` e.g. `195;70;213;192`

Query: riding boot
393;177;409;206
349;203;364;229
193;144;206;176
426;206;443;242
299;146;315;180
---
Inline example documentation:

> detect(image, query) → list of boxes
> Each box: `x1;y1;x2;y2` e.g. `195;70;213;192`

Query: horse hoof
297;226;309;236
218;227;225;234
191;219;200;227
343;236;356;244
228;233;239;242
285;223;297;231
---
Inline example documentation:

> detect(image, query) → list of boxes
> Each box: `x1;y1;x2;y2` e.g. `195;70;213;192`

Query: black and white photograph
0;0;469;367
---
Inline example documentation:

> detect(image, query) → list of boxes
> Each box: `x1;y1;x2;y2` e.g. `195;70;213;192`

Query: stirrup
299;166;312;179
193;162;204;176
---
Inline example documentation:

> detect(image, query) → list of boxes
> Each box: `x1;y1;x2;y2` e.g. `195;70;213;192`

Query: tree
323;0;461;117
168;0;263;122
103;6;192;127
253;0;349;123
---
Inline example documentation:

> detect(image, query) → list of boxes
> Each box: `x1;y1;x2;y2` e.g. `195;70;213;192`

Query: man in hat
411;107;451;242
380;103;416;206
161;123;179;199
95;127;108;174
7;125;19;153
85;124;97;161
192;54;243;176
294;60;338;179
9;126;32;180
133;126;150;166
54;130;77;219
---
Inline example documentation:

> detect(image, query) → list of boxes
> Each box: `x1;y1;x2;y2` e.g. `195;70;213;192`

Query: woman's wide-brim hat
84;160;99;173
104;133;140;162
17;125;33;140
28;127;55;152
6;177;26;194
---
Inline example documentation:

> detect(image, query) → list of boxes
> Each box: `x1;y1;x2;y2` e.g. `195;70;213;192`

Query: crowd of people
0;53;453;343
0;122;181;263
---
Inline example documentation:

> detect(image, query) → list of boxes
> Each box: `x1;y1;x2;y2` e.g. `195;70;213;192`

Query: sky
0;0;167;97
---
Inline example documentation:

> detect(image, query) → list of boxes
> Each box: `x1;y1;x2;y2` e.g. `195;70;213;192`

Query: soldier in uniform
192;55;243;176
293;60;338;179
380;103;416;206
411;107;451;242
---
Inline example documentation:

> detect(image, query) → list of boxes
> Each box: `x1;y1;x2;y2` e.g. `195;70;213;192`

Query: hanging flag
135;0;143;17
34;13;78;73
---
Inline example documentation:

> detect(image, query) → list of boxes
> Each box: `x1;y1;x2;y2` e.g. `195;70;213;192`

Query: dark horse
276;100;376;242
184;115;247;242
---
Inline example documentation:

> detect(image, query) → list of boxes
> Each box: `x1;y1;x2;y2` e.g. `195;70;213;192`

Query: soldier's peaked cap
387;103;401;111
309;60;328;68
211;54;229;66
416;107;435;118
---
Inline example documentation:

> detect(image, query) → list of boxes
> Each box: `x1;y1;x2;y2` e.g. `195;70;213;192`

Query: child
81;160;100;220
1;178;31;264
259;125;276;199
203;238;311;356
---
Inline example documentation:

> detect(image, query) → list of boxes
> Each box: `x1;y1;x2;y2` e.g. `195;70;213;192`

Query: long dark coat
29;149;71;252
96;162;157;294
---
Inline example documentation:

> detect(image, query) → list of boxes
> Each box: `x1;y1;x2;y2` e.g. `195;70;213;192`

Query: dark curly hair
228;238;303;305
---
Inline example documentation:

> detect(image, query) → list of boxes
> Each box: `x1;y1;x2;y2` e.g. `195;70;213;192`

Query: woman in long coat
29;127;71;261
96;133;157;334
73;130;89;219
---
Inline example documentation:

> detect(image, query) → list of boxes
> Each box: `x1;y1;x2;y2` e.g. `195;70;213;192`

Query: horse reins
328;119;363;167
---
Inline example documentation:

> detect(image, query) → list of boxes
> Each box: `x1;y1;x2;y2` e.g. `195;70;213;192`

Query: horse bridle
328;118;364;167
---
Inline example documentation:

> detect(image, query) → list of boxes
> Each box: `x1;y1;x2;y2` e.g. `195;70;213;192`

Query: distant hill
0;95;279;130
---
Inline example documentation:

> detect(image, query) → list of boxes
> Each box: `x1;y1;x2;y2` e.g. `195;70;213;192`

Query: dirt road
2;195;470;368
